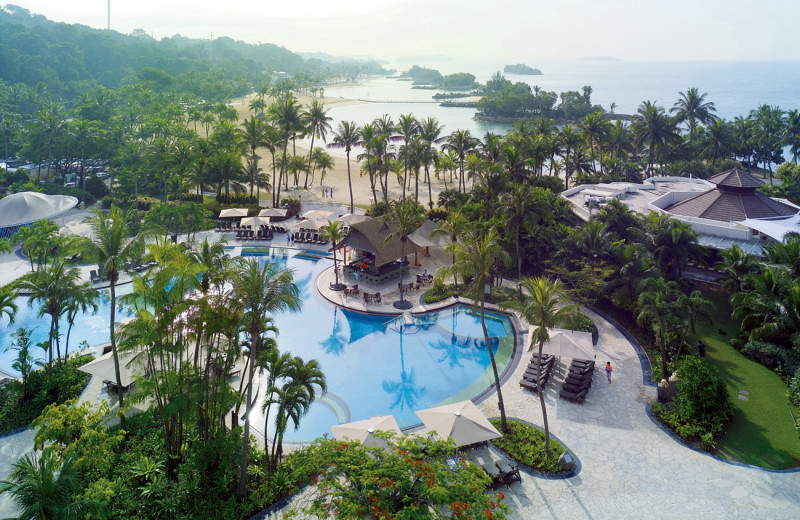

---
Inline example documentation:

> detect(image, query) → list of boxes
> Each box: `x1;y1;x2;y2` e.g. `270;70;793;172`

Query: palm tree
499;184;550;279
17;259;80;370
237;115;266;197
637;277;685;379
310;148;334;186
396;114;420;197
231;257;300;497
579;112;610;174
330;121;361;214
268;356;326;471
714;244;758;294
83;206;146;429
783;109;800;164
671;88;717;161
0;451;102;520
268;97;303;204
62;281;98;360
443;129;476;193
503;276;581;455
632;101;678;177
701;118;732;166
637;212;704;279
430;210;469;288
384;198;426;309
439;229;511;432
0;285;18;324
303;100;332;188
319;220;348;290
419;117;444;208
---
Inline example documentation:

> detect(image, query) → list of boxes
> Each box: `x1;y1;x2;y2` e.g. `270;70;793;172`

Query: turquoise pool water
0;248;516;444
0;284;134;378
246;249;515;443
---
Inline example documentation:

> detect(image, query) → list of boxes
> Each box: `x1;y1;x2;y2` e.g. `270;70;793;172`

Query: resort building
561;168;800;256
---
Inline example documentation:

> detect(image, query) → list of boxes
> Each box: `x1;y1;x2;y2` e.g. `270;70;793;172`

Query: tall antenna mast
107;0;110;30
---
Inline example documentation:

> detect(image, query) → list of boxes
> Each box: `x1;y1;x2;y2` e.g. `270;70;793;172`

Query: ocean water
322;60;800;141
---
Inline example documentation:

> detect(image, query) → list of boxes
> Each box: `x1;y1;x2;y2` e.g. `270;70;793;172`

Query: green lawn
696;289;800;469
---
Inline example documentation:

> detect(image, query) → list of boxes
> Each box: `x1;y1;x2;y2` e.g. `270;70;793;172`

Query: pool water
247;249;515;443
0;248;517;444
0;284;134;378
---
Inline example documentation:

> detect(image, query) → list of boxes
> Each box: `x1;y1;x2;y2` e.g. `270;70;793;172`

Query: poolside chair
519;378;546;393
374;292;382;304
495;460;521;484
89;269;99;282
559;387;587;402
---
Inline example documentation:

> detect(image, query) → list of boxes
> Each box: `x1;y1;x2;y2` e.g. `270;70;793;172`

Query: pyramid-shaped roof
707;168;764;189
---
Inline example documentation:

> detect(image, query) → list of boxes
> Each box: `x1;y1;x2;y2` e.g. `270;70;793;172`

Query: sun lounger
559;387;587;402
519;378;546;393
495;460;521;484
482;464;506;489
562;380;591;394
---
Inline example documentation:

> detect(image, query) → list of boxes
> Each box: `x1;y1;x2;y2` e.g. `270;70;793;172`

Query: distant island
503;64;542;75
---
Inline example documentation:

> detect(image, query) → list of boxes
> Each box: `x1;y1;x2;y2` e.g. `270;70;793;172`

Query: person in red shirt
605;362;612;383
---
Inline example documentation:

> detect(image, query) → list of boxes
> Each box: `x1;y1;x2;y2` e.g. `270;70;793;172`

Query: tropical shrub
740;340;800;375
489;419;567;472
788;369;800;408
285;433;510;519
84;175;110;199
653;355;733;449
0;354;93;434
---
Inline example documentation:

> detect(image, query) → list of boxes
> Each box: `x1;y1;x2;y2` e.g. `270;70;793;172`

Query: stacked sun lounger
559;358;594;403
519;353;554;393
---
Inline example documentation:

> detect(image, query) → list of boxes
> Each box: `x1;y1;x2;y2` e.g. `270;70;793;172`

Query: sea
321;60;800;145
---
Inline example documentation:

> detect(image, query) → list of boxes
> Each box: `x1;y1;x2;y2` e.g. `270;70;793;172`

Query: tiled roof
707;168;764;189
668;189;796;222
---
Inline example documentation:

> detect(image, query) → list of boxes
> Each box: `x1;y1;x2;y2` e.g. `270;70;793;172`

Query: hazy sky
7;0;800;69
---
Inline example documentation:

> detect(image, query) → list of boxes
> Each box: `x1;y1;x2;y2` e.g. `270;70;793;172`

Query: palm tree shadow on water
318;306;348;356
381;322;426;414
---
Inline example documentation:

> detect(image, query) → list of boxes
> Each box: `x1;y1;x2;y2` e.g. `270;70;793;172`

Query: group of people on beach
322;187;334;198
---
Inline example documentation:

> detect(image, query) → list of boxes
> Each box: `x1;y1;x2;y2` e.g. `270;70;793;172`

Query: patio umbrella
240;216;272;228
258;208;288;217
331;415;401;449
78;349;142;388
536;328;595;361
337;213;368;225
218;208;248;218
415;400;501;447
293;219;324;230
302;209;336;221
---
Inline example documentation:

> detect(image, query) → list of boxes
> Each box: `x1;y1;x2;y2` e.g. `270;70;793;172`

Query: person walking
697;341;706;357
605;361;613;383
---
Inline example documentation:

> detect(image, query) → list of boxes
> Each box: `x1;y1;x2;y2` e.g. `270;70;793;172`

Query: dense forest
0;4;384;101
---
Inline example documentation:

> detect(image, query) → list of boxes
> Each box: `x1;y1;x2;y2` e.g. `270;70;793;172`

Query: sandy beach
230;87;465;211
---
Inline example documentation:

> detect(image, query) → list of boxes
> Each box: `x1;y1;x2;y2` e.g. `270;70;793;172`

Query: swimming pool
0;284;134;378
245;249;516;443
0;248;517;444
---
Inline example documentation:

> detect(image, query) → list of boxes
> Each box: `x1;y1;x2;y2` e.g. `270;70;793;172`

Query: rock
558;452;574;471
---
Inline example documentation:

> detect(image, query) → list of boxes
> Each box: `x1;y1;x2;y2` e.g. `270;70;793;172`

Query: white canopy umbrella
337;213;368;225
79;349;143;388
218;208;248;219
331;415;401;449
294;219;325;231
302;209;336;221
259;208;288;218
240;216;272;228
536;328;595;361
415;400;501;447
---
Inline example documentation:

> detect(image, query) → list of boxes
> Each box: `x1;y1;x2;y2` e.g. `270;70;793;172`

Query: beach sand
229;88;462;211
